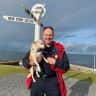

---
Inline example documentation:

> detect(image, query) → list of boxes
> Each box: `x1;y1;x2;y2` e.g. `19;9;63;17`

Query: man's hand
47;57;56;65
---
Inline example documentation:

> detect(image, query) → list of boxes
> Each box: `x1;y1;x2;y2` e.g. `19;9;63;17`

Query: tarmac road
0;73;96;96
0;74;29;96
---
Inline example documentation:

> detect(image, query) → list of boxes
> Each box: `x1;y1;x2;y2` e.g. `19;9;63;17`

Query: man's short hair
43;26;54;35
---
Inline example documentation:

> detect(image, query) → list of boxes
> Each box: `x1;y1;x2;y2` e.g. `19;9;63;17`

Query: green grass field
64;70;96;83
0;64;96;83
0;64;28;77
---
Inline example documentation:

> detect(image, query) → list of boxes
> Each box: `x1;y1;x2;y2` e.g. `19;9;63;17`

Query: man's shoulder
53;41;64;49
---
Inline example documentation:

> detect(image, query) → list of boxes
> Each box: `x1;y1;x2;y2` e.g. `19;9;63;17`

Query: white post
34;23;40;41
31;3;46;41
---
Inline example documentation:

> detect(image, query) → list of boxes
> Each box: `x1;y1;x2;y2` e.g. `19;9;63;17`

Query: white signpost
3;3;46;41
3;16;34;24
31;3;46;41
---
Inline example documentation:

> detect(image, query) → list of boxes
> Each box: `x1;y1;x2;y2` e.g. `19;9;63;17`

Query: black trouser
30;76;61;96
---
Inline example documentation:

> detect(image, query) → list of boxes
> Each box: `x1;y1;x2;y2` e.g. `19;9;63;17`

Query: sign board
3;16;34;24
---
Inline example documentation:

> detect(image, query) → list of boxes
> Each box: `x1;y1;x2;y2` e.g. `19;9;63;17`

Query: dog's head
31;40;45;51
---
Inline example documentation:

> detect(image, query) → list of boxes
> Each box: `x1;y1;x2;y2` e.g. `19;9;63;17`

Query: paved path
0;73;96;96
65;77;96;96
0;74;29;96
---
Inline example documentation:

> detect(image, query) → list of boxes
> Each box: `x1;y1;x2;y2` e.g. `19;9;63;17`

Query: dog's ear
38;40;43;43
38;40;42;42
36;40;42;46
34;40;39;45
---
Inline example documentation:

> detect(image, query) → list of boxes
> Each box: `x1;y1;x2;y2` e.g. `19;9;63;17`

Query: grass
0;64;96;84
0;64;28;77
64;69;96;83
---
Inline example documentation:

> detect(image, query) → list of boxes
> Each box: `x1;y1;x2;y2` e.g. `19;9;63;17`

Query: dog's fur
29;40;46;82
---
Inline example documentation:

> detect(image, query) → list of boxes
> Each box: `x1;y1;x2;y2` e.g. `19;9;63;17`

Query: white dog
29;40;48;82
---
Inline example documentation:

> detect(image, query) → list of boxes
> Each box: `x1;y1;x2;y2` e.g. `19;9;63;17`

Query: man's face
42;28;54;45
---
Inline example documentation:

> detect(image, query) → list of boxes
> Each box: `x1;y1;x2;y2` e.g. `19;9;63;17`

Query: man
23;26;70;96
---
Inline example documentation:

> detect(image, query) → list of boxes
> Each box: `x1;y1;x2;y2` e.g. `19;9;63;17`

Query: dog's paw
33;78;36;83
43;56;48;63
37;66;41;72
37;74;40;78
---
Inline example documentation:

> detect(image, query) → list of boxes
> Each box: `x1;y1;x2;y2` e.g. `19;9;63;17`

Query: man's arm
22;51;31;69
55;51;70;72
46;51;70;72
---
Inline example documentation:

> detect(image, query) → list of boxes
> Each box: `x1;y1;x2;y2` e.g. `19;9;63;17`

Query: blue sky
0;0;96;56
